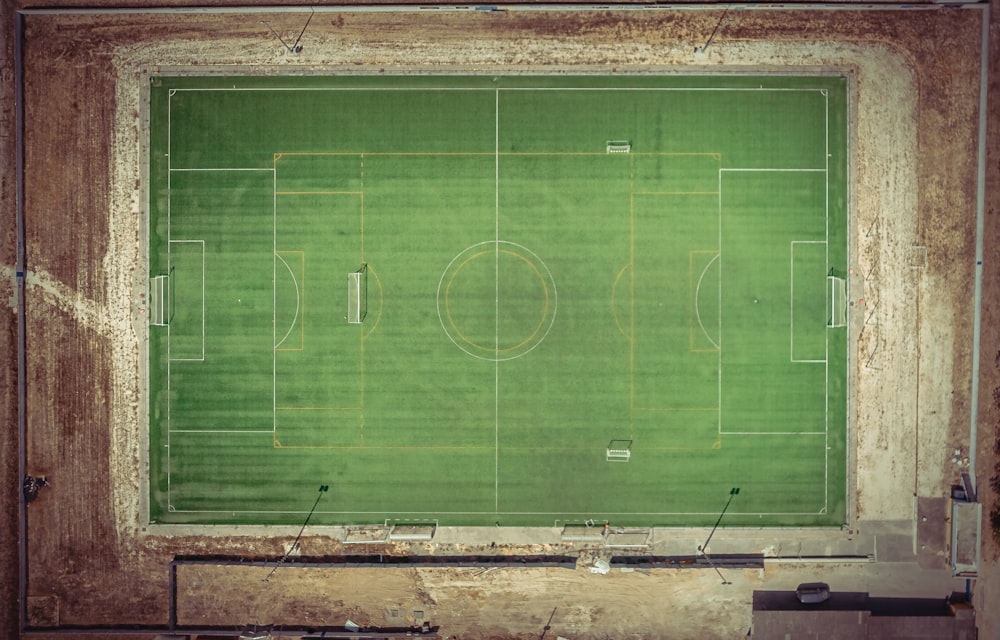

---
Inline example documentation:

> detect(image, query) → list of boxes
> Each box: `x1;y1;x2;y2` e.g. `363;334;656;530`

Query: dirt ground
0;1;997;638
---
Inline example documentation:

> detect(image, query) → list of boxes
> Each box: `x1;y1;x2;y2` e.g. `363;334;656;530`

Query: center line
495;88;500;513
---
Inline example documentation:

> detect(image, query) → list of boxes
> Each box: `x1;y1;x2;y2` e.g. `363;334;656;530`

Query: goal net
606;439;632;462
347;264;368;324
606;140;631;154
827;275;847;328
149;275;168;326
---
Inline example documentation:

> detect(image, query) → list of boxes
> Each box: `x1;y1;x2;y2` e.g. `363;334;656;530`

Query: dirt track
1;3;997;638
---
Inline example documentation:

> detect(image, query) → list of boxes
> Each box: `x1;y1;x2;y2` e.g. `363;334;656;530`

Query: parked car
796;582;831;604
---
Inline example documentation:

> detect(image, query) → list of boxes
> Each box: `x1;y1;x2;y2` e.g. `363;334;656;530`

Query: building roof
751;591;976;640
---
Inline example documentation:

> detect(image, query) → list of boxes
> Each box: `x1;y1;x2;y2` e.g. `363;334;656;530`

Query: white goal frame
606;140;631;154
606;439;632;462
347;263;368;324
149;274;168;326
828;275;847;328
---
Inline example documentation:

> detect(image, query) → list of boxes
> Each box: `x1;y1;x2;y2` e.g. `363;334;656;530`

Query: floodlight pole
539;607;557;640
701;553;732;585
288;9;314;54
262;484;329;582
694;6;732;54
698;487;740;554
260;19;302;53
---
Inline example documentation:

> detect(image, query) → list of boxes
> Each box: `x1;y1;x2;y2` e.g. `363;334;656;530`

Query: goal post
606;439;632;462
827;274;847;328
149;274;168;326
347;263;368;324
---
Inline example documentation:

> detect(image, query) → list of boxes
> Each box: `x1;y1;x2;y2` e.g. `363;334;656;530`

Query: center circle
437;241;557;361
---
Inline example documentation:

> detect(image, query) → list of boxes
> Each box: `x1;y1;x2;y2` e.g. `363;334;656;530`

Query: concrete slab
343;526;391;544
389;524;436;541
875;533;916;563
561;525;604;542
916;497;949;570
604;529;651;548
950;501;981;576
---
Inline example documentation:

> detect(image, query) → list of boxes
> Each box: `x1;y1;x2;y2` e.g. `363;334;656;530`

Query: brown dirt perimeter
1;2;998;639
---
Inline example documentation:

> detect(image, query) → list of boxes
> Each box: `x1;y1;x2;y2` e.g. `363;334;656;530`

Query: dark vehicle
796;582;831;604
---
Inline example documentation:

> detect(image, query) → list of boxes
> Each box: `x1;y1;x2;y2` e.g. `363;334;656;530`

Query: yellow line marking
273;444;493;450
276;406;362;411
364;266;384;339
360;153;366;446
276;191;364;195
610;263;631;340
271;443;720;451
633;191;720;196
689;250;695;352
633;407;720;412
273;151;725;157
268;148;730;451
443;248;551;355
628;154;636;438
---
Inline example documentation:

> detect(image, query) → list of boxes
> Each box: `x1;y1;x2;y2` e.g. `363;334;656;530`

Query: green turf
148;75;848;527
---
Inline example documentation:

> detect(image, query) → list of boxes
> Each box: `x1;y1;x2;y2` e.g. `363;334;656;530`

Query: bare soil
1;2;996;638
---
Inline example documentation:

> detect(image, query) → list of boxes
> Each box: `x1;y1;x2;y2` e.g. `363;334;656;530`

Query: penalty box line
717;161;834;516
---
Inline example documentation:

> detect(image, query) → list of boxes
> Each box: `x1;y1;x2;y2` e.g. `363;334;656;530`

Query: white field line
494;88;500;513
169;430;275;434
273;261;302;350
273;168;278;437
169;167;275;172
724;431;826;436
169;86;831;93
717;169;723;437
166;508;830;517
167;91;172;507
824;88;831;513
718;163;834;511
158;85;842;518
694;253;721;351
720;168;826;172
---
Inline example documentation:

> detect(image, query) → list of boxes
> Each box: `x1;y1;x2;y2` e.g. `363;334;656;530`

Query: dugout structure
147;74;849;528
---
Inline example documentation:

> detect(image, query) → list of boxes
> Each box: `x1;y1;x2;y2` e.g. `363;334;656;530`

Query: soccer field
147;75;848;527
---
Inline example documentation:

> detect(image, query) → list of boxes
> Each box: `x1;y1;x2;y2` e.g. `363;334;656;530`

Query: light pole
697;487;739;585
260;11;314;54
699;487;740;555
262;484;329;582
694;6;733;54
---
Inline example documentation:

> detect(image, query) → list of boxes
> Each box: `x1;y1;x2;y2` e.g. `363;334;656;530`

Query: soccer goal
827;274;847;328
606;439;632;462
149;274;168;326
347;263;368;324
606;140;632;154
